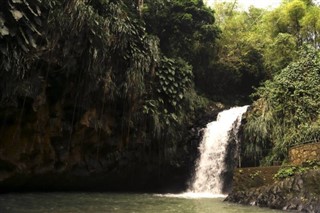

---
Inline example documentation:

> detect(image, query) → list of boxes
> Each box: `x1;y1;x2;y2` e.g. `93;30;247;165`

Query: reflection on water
0;193;284;213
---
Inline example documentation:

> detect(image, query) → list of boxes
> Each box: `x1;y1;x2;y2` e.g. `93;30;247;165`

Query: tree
0;0;200;159
284;0;307;45
0;0;161;149
301;5;320;48
238;0;320;76
207;2;267;100
244;45;320;164
143;0;220;95
264;33;298;73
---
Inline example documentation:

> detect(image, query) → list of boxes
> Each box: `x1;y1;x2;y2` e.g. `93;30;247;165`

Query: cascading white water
189;106;249;196
157;106;249;199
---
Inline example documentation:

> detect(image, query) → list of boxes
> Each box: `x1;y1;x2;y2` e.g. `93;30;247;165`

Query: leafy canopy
244;45;320;163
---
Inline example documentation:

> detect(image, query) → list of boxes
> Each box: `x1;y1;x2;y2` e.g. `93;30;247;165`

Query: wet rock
226;169;320;212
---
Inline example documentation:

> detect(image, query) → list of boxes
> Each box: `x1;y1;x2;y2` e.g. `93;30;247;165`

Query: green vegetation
1;0;320;176
274;160;320;180
0;0;219;168
143;0;220;97
225;0;320;165
244;45;320;164
249;170;261;179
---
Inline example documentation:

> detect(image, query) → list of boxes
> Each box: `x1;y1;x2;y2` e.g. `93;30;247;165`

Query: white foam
190;106;249;194
154;192;227;199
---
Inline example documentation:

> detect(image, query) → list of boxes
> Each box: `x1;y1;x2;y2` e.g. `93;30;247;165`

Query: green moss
274;161;320;180
233;167;280;191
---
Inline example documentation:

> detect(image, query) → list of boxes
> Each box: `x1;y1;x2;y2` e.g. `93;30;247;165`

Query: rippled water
0;193;284;213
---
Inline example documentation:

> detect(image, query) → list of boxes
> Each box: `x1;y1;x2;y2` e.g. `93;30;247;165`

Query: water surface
0;193;284;213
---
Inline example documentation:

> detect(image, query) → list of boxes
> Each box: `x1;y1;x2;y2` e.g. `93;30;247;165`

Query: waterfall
189;106;249;196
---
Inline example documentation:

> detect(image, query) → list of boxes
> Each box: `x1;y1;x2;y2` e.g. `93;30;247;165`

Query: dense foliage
274;160;320;180
210;0;320;102
235;0;320;165
143;0;221;97
0;0;216;169
1;0;320;170
244;46;320;164
204;0;320;165
209;4;267;100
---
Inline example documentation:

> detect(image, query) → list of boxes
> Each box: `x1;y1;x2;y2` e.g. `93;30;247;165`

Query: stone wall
289;142;320;165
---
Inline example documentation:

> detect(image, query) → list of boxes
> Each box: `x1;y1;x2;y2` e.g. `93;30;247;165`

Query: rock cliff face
0;95;222;193
0;105;185;192
226;169;320;212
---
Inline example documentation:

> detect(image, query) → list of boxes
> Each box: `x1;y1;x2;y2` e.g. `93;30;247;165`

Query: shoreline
225;169;320;212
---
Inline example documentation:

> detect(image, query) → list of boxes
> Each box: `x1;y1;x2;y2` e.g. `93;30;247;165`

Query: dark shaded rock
0;93;226;194
226;169;320;212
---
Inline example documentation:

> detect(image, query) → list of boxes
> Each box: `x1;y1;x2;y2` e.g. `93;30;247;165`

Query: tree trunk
135;0;144;16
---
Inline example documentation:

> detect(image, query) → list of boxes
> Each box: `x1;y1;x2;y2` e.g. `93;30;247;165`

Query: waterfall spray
189;106;249;195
